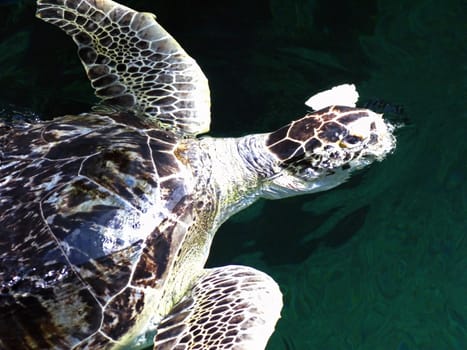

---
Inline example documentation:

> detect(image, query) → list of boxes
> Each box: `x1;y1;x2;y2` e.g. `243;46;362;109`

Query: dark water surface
1;0;466;349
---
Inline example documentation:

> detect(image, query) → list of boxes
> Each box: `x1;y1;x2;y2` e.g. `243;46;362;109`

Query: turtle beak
345;110;397;167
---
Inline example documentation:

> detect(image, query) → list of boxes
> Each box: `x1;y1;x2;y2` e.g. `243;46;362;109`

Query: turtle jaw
261;166;352;199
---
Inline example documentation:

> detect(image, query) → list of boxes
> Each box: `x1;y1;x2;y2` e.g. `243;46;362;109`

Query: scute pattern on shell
0;112;197;349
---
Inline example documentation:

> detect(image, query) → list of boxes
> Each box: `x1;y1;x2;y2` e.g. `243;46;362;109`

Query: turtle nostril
368;134;378;145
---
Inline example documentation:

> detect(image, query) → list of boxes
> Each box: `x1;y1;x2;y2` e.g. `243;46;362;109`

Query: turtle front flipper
36;0;210;136
154;265;282;350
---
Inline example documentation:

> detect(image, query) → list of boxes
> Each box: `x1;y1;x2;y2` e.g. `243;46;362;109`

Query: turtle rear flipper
154;265;282;350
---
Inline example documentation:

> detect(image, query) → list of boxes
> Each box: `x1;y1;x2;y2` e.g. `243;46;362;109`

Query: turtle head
261;105;396;199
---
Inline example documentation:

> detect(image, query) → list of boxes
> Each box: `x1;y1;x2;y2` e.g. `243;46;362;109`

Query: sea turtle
0;0;397;349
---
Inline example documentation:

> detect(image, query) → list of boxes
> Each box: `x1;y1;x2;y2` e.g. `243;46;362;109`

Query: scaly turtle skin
0;1;397;349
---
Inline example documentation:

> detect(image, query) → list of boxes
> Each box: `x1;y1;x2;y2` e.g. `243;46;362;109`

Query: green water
1;0;465;349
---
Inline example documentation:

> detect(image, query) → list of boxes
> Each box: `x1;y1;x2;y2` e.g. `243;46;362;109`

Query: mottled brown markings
159;177;183;201
174;142;189;166
1;160;68;205
131;219;172;286
0;294;68;350
72;331;116;350
102;287;144;339
77;288;103;334
78;241;141;304
45;133;107;159
320;111;337;122
80;139;158;208
45;211;111;262
153;233;173;280
65;178;109;208
42;124;83;143
0;262;101;349
2;126;46;157
132;225;173;288
102;148;132;172
318;121;348;143
288;116;321;141
152;150;179;178
132;197;193;288
6;2;219;348
338;110;369;124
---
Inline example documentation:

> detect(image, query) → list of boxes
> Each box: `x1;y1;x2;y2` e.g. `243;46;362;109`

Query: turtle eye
342;135;362;146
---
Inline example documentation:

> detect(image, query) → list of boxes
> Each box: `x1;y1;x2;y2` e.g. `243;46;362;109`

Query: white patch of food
305;83;359;110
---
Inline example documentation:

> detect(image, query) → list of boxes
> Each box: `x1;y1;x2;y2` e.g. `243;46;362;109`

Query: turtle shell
0;112;209;349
